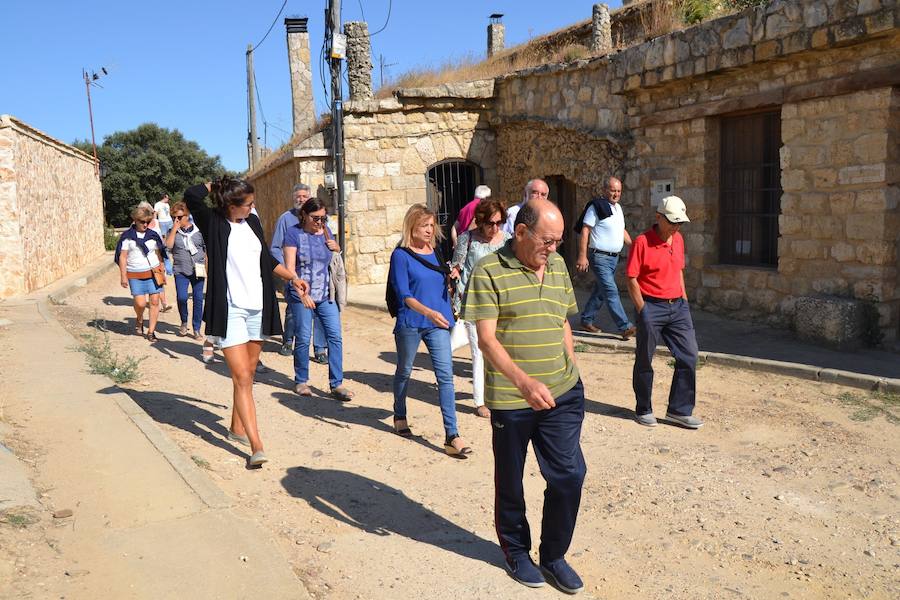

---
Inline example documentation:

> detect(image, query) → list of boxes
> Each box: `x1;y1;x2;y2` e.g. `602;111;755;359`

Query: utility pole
246;44;260;170
82;67;108;177
378;54;397;88
327;0;347;252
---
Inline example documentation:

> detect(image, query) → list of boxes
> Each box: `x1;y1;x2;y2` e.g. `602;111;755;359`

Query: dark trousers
633;298;698;417
492;379;586;565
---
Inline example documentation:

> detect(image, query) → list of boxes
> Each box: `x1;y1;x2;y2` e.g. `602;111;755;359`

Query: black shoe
540;558;584;594
505;556;545;588
312;351;328;364
278;343;293;356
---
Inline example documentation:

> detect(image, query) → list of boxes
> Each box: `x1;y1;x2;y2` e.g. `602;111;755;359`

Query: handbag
194;262;207;278
151;265;166;287
450;319;469;352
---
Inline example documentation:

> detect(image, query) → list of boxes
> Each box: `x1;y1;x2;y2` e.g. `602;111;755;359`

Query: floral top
451;229;511;314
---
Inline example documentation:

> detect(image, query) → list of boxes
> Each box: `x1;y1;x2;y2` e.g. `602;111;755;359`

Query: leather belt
589;249;619;257
643;295;681;304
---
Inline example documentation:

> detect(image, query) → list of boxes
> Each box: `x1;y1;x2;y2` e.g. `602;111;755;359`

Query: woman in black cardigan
185;178;309;467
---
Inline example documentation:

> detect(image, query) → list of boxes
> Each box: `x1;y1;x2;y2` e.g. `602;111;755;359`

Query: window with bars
719;110;782;267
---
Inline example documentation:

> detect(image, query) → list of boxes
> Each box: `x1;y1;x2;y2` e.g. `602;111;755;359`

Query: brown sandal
444;434;472;458
393;417;412;438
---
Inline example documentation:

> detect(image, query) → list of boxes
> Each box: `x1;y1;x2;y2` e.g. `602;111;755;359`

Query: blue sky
3;1;621;173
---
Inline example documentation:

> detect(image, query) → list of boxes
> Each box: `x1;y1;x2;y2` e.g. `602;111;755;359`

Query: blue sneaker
505;556;545;588
540;558;584;594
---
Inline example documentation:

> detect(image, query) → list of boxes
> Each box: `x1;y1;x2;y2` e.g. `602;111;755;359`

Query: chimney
591;4;612;55
487;13;505;58
285;17;315;136
344;21;373;101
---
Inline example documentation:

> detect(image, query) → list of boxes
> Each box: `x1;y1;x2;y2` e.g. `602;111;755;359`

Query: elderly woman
184;177;309;468
116;205;167;342
389;203;471;457
283;199;352;401
450;198;510;418
165;201;206;339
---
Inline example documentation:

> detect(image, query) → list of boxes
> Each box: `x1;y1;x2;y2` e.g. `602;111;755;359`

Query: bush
104;227;119;251
77;324;145;384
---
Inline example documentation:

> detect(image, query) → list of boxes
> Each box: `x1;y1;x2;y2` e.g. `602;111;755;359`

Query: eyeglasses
484;219;503;227
529;190;549;198
526;228;563;248
309;215;328;223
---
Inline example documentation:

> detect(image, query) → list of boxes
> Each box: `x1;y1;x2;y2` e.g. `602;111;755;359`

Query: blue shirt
389;248;455;332
283;225;331;303
270;209;300;266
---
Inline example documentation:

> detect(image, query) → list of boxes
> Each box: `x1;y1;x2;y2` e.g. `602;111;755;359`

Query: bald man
464;199;586;593
576;177;636;340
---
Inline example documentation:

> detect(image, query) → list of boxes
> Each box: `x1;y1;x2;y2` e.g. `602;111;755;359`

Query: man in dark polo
464;199;586;593
625;195;703;429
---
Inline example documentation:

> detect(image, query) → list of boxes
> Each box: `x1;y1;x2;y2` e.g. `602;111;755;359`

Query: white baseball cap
657;195;690;223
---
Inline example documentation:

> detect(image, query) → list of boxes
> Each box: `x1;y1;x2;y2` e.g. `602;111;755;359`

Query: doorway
425;160;482;258
544;175;578;271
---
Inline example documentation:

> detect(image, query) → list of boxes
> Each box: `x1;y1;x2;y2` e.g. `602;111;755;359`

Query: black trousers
491;379;586;565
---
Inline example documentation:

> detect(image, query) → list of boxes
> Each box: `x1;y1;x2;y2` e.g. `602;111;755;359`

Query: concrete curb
346;299;900;394
47;252;117;305
36;299;232;510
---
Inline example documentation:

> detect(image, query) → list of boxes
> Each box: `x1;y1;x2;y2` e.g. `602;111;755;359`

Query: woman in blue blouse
389;204;471;457
284;199;353;401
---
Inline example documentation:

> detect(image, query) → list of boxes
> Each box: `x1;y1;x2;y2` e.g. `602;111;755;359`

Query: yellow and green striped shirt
462;241;579;410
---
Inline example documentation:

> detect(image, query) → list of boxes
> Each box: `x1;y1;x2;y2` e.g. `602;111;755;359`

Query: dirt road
15;267;900;598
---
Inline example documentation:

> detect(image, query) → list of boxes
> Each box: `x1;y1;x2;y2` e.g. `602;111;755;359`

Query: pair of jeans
633;298;698;417
393;326;458;438
174;273;204;332
580;251;632;332
283;283;325;354
492;379;586;565
289;299;344;389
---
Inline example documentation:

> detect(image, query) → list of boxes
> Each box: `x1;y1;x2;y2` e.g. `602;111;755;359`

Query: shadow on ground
281;466;499;565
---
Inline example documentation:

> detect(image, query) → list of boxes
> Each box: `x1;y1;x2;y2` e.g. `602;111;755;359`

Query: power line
356;0;365;22
251;0;289;52
371;0;392;36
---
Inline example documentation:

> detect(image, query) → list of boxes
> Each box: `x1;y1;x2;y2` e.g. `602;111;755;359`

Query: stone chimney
344;21;373;101
285;17;315;136
591;4;612;54
487;14;505;58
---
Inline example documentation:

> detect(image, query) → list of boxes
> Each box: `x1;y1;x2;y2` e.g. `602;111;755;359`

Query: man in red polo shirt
625;196;703;429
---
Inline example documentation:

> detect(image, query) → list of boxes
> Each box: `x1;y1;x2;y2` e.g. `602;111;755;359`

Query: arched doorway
426;159;483;257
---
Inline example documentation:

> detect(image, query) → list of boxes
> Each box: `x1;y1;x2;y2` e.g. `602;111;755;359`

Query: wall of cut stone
340;98;495;283
0;116;104;299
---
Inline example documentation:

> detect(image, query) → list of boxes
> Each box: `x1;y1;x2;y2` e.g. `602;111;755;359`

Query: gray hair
137;201;153;211
522;179;537;203
291;183;310;195
473;185;491;200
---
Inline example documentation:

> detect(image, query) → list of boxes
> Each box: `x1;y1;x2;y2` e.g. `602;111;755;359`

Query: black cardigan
184;183;283;338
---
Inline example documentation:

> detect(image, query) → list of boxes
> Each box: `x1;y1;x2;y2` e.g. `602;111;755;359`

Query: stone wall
0;116;104;299
340;93;496;283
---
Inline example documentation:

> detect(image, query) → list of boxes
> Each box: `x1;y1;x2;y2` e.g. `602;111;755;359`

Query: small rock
890;538;899;547
775;495;785;501
53;509;73;519
240;555;248;562
312;450;323;458
317;541;334;553
863;549;874;557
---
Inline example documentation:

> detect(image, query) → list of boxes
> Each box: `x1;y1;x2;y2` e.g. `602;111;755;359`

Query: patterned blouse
451;229;511;314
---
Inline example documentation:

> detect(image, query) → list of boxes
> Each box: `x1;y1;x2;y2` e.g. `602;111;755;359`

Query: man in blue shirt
575;177;636;340
270;183;328;362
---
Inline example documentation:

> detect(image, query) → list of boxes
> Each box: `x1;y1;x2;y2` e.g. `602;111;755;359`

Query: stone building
0;115;105;299
248;0;900;347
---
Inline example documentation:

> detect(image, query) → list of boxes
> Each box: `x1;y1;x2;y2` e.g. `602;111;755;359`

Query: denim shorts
128;276;162;297
219;303;263;349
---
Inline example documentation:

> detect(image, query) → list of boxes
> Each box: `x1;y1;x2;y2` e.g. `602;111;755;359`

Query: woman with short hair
116;205;166;342
389;203;471;457
165;201;206;339
184;177;309;468
450;198;510;418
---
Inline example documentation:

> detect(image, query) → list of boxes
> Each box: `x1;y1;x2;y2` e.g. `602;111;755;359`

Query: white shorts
219;303;263;349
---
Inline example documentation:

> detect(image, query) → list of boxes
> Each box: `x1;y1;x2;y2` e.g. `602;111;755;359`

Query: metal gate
425;160;482;257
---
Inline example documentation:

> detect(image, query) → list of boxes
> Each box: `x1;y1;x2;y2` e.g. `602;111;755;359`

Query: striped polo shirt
462;241;579;410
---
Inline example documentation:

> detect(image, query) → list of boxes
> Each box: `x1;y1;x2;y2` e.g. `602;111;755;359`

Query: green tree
74;123;235;226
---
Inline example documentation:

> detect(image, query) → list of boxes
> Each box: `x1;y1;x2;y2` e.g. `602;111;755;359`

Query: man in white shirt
154;194;173;236
575;177;636;340
503;179;549;236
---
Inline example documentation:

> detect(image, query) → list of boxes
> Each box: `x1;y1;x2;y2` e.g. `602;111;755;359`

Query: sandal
135;320;144;336
330;386;354;402
393;417;412;438
444;434;472;458
294;383;312;396
147;331;159;342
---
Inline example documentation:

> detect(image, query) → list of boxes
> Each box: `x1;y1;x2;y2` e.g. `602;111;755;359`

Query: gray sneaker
635;413;657;427
665;412;703;429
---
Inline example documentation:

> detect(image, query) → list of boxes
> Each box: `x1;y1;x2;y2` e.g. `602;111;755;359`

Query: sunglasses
309;215;328;223
483;219;504;227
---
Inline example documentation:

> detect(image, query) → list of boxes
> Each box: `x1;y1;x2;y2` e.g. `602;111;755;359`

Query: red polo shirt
626;226;685;299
